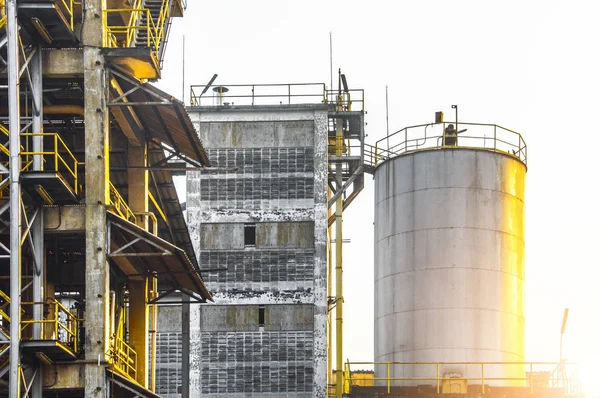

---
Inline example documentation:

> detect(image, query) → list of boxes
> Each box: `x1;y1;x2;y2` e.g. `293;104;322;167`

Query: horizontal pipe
0;105;85;116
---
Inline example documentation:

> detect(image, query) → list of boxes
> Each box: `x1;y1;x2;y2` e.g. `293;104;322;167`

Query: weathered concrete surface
44;205;86;232
182;105;329;397
42;48;83;78
42;363;85;390
311;110;329;398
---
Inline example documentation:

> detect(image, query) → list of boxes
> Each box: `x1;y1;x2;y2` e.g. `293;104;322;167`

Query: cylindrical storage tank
374;148;526;387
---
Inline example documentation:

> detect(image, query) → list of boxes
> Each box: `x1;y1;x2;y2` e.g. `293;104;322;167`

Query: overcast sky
158;1;600;391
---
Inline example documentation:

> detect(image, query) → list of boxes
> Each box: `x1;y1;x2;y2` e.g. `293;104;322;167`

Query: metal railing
103;0;171;63
20;133;80;194
371;122;527;168
190;83;328;107
108;334;138;382
20;299;79;352
344;361;580;396
58;0;77;31
326;89;365;112
109;181;137;224
104;8;157;48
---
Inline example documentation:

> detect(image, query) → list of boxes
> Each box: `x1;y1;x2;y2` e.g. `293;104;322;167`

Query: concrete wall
155;305;183;397
180;105;329;398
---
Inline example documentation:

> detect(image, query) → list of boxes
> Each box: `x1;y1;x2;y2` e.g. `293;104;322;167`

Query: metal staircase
135;0;174;68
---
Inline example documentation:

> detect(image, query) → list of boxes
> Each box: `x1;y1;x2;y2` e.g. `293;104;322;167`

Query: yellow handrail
109;181;137;224
343;361;581;396
20;133;80;195
103;0;172;64
109;334;138;381
20;299;79;352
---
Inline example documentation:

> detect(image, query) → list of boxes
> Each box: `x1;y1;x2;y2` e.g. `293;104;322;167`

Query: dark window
258;305;265;326
244;224;256;247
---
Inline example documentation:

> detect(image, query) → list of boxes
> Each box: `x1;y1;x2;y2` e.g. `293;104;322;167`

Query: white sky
159;0;600;385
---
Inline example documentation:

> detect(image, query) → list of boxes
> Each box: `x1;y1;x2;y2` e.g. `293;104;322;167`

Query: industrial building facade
183;105;330;397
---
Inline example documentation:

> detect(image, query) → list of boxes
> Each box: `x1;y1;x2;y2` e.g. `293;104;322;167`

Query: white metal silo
373;125;527;388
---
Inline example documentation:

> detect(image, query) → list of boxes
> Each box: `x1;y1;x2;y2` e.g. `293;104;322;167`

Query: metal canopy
107;212;212;302
107;369;163;398
109;68;211;167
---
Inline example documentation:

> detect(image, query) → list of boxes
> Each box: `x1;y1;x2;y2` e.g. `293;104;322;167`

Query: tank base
348;385;576;398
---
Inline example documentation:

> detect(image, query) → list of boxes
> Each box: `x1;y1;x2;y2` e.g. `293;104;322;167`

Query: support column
31;42;44;398
189;301;202;397
129;279;149;387
313;110;329;398
182;297;190;398
127;144;150;386
127;145;148;229
83;0;111;396
7;0;21;396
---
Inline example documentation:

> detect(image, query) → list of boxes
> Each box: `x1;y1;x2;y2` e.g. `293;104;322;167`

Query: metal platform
21;340;76;361
103;48;161;81
21;171;80;205
18;1;78;47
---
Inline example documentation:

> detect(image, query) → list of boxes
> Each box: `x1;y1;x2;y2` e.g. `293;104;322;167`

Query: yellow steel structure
0;0;211;396
334;113;344;398
103;0;184;79
21;299;79;349
109;307;138;382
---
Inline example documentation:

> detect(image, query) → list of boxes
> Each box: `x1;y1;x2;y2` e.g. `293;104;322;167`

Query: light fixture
31;18;53;44
34;185;54;205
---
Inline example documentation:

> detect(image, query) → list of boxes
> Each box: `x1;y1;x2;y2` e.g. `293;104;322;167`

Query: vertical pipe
182;295;190;398
109;291;115;338
385;85;389;150
7;0;21;395
150;275;157;392
326;190;333;394
182;35;185;104
334;117;343;398
31;43;44;398
329;32;333;93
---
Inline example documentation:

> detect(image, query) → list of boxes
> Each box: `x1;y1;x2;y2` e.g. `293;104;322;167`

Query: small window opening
258;305;265;330
244;224;256;247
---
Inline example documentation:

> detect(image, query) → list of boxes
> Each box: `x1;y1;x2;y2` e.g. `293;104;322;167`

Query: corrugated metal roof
112;73;211;167
108;212;212;302
148;145;200;277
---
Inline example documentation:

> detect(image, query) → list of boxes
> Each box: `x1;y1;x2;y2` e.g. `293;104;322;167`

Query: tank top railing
343;361;580;396
373;122;527;168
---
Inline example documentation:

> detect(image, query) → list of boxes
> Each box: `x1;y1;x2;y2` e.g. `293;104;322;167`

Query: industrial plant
0;0;584;398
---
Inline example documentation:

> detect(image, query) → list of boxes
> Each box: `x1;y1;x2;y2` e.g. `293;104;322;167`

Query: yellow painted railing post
54;301;58;340
436;363;440;394
387;362;390;393
481;363;485;395
494;125;497;151
530;363;533;394
54;134;58;171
